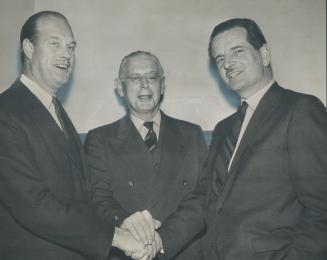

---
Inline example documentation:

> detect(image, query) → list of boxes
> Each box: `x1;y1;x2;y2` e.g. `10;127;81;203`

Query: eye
234;48;244;55
147;74;160;81
129;75;142;82
50;42;60;48
216;57;224;67
67;44;76;52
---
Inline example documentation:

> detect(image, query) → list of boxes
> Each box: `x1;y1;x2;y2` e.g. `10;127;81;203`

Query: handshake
112;210;163;259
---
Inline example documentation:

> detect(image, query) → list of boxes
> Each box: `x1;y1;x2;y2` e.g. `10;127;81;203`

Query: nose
60;46;71;59
140;76;149;88
223;54;233;70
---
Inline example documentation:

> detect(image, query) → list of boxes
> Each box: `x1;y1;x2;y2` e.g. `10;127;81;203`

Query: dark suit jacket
0;80;114;260
85;113;208;260
203;83;327;260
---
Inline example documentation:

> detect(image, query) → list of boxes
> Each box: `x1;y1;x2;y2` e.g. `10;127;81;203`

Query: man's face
24;16;76;94
210;27;268;98
118;54;165;118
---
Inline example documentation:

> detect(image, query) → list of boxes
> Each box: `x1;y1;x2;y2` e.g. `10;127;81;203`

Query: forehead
123;54;160;74
211;27;250;53
36;16;74;41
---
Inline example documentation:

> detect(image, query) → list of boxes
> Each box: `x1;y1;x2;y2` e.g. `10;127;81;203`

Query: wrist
112;227;124;248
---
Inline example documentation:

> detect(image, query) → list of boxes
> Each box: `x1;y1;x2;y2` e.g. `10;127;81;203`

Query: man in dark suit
85;51;208;259
203;18;327;260
0;11;149;260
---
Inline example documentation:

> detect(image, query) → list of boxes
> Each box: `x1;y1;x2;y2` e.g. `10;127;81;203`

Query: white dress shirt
228;80;275;171
20;74;63;130
130;111;161;140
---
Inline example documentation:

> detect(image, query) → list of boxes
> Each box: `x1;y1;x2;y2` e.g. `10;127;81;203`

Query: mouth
227;70;242;79
54;62;70;72
138;94;152;101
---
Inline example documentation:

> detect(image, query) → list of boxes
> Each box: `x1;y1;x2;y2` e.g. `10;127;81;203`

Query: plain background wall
0;0;325;132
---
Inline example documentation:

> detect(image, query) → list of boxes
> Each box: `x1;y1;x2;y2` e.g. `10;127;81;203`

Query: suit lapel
16;82;87;190
216;83;284;211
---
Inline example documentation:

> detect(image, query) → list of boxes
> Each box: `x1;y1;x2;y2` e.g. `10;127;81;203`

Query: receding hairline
119;51;164;77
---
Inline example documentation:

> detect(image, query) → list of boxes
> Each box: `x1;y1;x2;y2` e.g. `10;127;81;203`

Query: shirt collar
242;79;275;111
20;74;54;110
130;110;161;132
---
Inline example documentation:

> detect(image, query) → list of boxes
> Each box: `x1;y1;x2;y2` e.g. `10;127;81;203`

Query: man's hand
147;231;164;259
121;210;161;246
112;227;150;259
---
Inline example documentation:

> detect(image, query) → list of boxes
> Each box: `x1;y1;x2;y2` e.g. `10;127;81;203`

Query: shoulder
279;87;326;114
0;80;23;112
86;117;125;139
163;114;203;135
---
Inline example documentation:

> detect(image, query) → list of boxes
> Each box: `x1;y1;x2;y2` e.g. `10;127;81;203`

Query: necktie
143;121;157;151
218;101;248;181
52;96;69;139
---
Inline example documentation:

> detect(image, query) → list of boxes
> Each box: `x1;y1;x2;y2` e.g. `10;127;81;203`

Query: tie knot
240;101;248;116
52;96;60;107
144;121;154;130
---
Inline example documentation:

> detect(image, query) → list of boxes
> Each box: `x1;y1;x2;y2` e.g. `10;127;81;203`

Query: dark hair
119;50;164;77
20;11;68;63
209;18;267;58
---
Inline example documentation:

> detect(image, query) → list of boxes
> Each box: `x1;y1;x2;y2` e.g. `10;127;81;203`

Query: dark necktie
52;96;69;139
143;121;157;151
218;101;248;181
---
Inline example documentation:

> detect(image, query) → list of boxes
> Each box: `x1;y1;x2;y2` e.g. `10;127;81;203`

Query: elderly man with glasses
85;51;208;260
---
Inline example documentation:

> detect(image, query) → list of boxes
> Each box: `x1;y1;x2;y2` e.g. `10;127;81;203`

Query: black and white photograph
0;0;326;259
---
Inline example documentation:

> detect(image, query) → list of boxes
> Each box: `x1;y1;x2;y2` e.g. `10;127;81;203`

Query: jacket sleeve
158;126;209;259
84;129;129;226
0;110;114;260
273;96;327;259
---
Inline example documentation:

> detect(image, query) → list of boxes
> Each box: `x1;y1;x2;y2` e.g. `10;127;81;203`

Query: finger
141;210;155;243
124;222;143;242
150;240;158;259
152;218;161;229
131;246;150;260
130;211;152;244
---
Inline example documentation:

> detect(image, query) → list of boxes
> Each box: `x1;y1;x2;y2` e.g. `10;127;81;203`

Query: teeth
55;64;69;70
228;71;240;78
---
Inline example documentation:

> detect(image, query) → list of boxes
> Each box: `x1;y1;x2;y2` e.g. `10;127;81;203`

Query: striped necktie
52;96;69;139
143;121;157;151
218;101;248;181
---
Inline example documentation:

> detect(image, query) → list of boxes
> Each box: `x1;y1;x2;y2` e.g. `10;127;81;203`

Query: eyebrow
230;45;244;50
214;45;245;60
48;36;77;46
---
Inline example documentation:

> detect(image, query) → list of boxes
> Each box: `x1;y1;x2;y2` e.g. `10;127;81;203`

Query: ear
160;77;166;95
22;38;34;61
260;44;271;67
115;78;125;97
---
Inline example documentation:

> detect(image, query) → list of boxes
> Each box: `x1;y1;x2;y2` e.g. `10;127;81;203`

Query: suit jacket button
128;180;134;187
182;180;188;186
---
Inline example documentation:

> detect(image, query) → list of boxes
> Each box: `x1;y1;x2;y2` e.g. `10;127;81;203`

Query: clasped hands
115;210;163;259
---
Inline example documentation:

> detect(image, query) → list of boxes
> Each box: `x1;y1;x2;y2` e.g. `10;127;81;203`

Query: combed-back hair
20;11;69;63
209;18;267;58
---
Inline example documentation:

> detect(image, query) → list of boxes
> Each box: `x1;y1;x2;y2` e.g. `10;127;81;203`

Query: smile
227;70;241;79
54;63;70;71
138;95;152;101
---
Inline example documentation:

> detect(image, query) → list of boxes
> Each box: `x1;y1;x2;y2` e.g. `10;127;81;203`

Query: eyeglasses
120;72;163;85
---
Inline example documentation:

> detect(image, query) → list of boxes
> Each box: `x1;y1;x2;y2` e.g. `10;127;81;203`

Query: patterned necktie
143;121;157;151
218;101;248;181
52;96;69;139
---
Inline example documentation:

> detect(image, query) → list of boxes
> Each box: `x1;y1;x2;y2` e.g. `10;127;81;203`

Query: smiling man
0;11;148;260
85;51;208;260
203;18;327;260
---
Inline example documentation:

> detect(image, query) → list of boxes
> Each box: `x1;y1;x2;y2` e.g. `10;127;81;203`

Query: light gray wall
1;0;325;131
0;0;34;89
